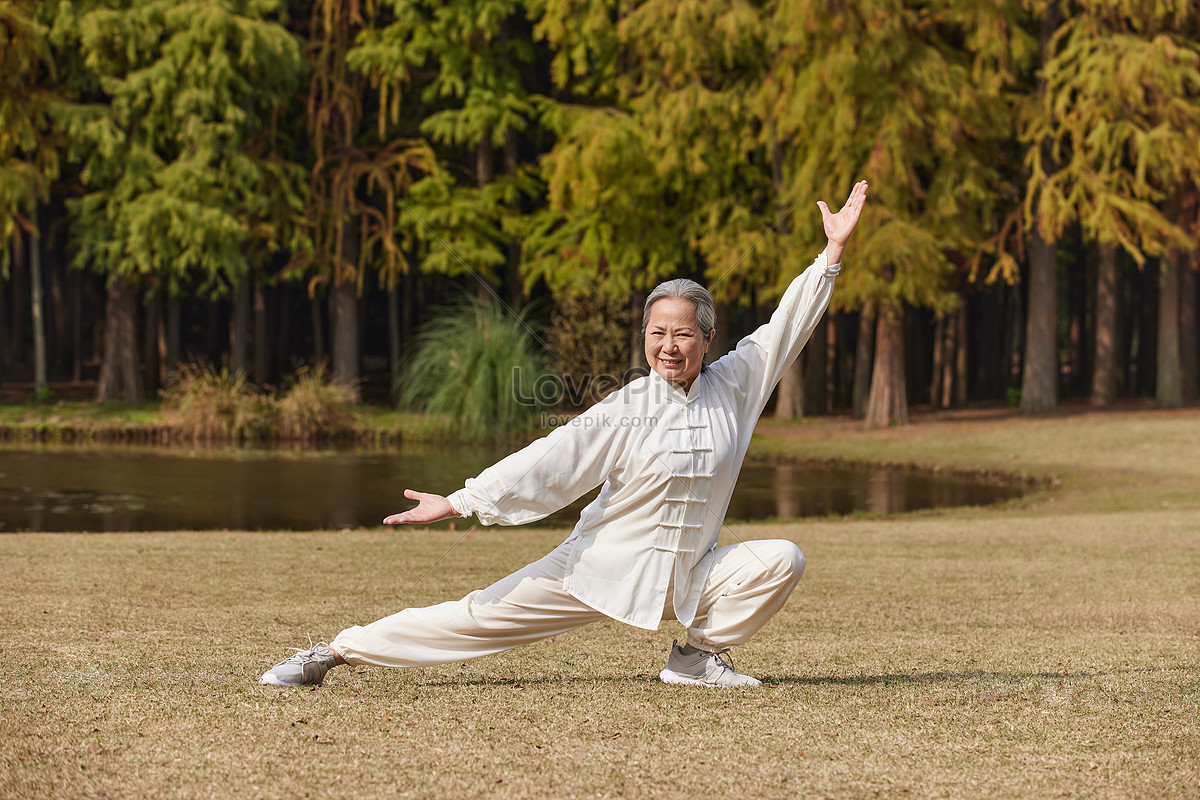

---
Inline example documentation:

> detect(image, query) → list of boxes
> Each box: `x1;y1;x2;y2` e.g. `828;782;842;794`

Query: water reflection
0;444;1025;533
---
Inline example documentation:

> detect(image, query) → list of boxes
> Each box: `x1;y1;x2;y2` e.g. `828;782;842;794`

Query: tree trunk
49;231;68;377
206;300;223;366
953;305;968;406
1181;258;1198;400
0;267;7;375
71;268;83;383
331;280;360;402
96;279;143;402
1020;227;1058;414
30;206;47;395
775;358;804;419
1092;242;1118;405
276;285;293;375
930;314;945;409
804;316;828;415
711;302;732;360
312;293;325;365
253;277;269;385
1133;261;1158;396
143;287;160;396
166;295;182;372
503;126;522;304
630;291;646;371
388;282;402;406
1157;251;1183;409
864;307;908;428
230;272;251;375
852;307;875;419
8;234;26;368
475;139;495;302
1020;6;1060;415
1067;259;1088;395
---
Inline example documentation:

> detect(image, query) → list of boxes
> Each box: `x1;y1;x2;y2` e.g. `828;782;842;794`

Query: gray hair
641;278;716;340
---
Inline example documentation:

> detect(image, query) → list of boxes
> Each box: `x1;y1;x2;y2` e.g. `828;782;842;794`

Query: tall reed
399;298;549;442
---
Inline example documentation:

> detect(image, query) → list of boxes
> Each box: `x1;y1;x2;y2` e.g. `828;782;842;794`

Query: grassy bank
1;407;1198;799
0;399;441;446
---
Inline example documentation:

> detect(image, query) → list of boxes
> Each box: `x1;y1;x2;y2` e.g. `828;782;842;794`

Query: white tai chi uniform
332;251;841;668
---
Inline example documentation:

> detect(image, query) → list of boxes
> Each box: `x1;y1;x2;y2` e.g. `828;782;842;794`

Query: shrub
400;297;549;442
277;365;355;441
547;285;632;407
162;364;276;443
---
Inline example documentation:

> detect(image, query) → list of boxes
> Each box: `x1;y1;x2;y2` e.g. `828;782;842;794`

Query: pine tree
292;0;438;403
0;1;58;270
523;0;773;374
353;0;539;301
1023;0;1200;409
0;1;62;395
760;0;1027;427
54;0;305;401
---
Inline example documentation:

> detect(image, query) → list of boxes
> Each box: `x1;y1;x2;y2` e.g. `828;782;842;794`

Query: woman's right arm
385;394;631;527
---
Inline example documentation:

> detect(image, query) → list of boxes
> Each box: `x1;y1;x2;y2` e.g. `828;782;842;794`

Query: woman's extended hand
818;180;869;264
383;489;459;525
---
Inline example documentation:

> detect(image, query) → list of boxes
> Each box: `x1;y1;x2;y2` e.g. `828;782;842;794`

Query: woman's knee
762;539;805;580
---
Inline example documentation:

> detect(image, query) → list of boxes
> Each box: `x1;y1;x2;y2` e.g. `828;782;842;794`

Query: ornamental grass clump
276;365;355;441
162;364;277;443
400;298;549;442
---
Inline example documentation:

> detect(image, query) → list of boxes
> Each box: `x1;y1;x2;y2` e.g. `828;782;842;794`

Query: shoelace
710;647;739;674
283;635;331;662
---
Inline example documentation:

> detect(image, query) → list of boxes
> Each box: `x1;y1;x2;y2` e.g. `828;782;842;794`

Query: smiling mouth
659;358;682;368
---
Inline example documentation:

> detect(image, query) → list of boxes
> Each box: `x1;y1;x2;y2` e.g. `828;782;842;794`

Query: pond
0;444;1026;533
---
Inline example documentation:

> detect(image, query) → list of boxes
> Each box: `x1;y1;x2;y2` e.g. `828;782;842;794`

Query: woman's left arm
710;181;868;405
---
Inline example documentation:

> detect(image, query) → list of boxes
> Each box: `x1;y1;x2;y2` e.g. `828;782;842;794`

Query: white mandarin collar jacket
448;251;840;630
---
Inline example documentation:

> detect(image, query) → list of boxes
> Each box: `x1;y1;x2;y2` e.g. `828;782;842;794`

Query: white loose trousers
331;538;804;668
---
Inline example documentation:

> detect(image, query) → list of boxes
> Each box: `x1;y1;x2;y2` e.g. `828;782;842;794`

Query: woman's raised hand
383;489;458;525
818;180;869;262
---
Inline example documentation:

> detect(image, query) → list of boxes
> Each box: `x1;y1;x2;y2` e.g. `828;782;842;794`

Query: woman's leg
684;539;804;652
330;545;609;668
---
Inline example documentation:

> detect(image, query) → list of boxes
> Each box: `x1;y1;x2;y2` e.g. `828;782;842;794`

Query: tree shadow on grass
764;665;1193;687
388;665;1194;690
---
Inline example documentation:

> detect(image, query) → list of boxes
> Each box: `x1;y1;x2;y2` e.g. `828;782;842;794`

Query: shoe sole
259;673;317;687
659;668;761;688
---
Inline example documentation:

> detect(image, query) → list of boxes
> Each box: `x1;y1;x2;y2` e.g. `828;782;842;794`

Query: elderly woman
262;181;868;688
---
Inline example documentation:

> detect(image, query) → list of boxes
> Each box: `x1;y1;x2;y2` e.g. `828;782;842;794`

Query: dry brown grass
2;407;1198;799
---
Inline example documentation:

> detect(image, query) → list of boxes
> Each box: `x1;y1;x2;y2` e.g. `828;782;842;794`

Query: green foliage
400;298;548;442
516;102;693;298
758;0;1028;313
546;284;631;406
0;0;61;273
1023;0;1200;263
350;0;541;292
524;0;773;304
399;172;511;282
56;0;305;292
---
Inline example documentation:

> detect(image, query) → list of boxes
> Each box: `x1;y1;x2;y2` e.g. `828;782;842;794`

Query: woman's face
644;297;713;392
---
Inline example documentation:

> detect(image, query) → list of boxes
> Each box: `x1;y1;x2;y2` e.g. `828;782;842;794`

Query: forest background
2;0;1198;432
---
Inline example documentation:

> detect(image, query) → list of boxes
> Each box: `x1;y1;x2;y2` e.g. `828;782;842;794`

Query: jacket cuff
446;489;473;518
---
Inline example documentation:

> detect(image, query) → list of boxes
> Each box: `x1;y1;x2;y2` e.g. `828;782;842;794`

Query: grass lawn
2;406;1198;799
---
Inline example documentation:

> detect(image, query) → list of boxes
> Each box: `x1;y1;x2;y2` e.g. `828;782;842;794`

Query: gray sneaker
260;642;339;687
659;640;762;688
